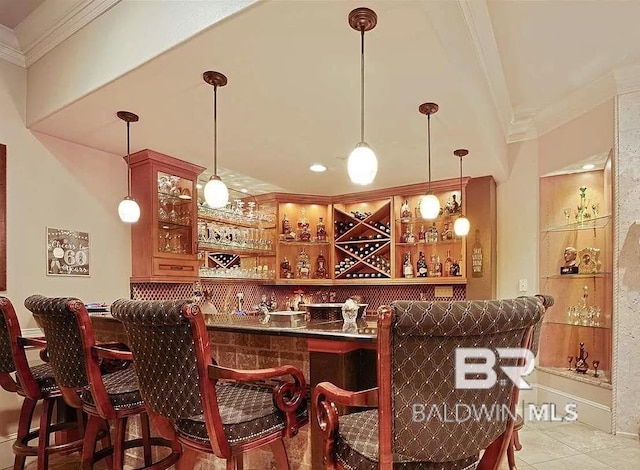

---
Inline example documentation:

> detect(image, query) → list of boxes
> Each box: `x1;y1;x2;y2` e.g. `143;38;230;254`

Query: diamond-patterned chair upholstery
314;295;552;470
23;295;179;470
110;298;308;468
0;296;84;470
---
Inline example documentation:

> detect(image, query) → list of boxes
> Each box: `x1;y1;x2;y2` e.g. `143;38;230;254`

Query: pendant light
117;111;140;223
418;103;441;220
453;149;471;237
347;7;378;186
203;71;229;209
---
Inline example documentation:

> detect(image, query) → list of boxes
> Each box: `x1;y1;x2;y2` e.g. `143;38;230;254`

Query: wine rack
333;199;392;280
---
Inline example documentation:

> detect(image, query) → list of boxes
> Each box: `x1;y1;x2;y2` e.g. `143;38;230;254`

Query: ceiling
22;0;640;196
0;0;43;29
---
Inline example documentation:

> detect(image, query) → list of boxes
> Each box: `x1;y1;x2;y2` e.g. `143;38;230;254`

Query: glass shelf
541;215;611;233
543;319;610;330
158;220;191;229
278;240;331;246
197;204;276;227
198;241;275;256
536;366;611;388
541;272;611;279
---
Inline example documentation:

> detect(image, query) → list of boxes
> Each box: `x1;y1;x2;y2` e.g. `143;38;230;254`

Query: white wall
0;58;132;465
496;139;540;299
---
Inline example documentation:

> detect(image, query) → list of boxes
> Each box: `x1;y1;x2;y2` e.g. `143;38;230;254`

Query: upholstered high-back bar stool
0;296;84;470
110;299;308;470
314;295;552;470
23;295;180;470
507;294;554;470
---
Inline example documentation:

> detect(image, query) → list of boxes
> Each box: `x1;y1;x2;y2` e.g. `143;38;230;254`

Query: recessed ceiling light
241;188;248;193
310;163;327;172
582;164;595;170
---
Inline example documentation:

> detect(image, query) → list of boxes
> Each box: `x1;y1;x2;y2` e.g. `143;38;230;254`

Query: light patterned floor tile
530;453;614;469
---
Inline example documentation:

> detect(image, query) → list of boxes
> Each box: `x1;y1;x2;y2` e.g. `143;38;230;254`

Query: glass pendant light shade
420;194;441;220
454;216;470;237
203;70;229;209
419;102;440;219
116;110;140;223
348;8;378;185
118;197;140;223
348;142;377;185
204;175;229;209
453;148;470;237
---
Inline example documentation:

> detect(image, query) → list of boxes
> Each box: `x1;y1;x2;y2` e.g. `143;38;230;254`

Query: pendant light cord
427;113;432;194
126;121;132;198
213;85;218;177
360;29;365;143
459;155;463;214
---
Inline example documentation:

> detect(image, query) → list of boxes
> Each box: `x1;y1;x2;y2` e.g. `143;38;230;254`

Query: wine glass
563;208;572;225
567;356;573;370
593;360;600;378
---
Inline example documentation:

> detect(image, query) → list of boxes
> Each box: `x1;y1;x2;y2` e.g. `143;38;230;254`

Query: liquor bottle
434;255;443;277
403;252;414;278
429;255;437;277
316;217;327;242
441;222;452;241
401;225;411;243
444;249;452;276
407;225;416;243
280;257;292;279
295;208;309;241
315;249;328;279
401;199;412;220
282;214;291;236
427;223;439;244
450;259;461;277
296;248;310;279
418;224;426;242
416;251;428;277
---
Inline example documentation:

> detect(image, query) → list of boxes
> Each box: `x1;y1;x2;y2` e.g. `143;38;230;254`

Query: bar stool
110;299;308;470
24;295;180;470
0;296;84;470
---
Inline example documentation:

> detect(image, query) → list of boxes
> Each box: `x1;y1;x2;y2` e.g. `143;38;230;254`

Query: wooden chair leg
13;397;37;470
100;419;113;469
113;417;127;470
140;413;152;466
81;415;101;470
507;438;517;470
36;398;55;470
271;439;290;470
177;446;199;470
226;455;243;470
513;429;523;451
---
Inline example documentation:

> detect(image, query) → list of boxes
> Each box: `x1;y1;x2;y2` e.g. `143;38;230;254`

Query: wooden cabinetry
333;198;392;281
538;167;612;385
196;190;277;282
274;195;333;285
393;192;465;282
129;149;204;282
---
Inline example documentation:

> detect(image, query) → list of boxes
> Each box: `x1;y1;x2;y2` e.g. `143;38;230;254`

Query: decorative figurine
575;186;590;224
578;247;601;274
567;356;574;371
560;246;579;274
574;342;589;374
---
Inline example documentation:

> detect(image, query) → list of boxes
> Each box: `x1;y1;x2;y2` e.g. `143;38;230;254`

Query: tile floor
20;420;640;470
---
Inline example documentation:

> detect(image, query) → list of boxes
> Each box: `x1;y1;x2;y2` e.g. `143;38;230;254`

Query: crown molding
458;0;513;141
613;64;640;95
534;72;616;138
15;0;120;67
0;24;25;67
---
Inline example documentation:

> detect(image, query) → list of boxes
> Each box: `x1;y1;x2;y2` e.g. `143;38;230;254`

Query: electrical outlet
518;279;528;292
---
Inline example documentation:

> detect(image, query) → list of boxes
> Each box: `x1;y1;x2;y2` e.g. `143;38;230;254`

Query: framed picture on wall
46;227;90;277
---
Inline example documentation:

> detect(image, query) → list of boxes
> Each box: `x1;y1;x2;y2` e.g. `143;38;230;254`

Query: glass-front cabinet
538;163;613;385
196;189;277;281
129;149;204;282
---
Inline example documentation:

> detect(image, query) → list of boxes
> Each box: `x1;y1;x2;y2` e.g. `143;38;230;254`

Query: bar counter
90;312;378;470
